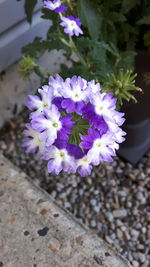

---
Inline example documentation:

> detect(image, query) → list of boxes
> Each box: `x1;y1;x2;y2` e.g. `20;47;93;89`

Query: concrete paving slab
0;153;132;267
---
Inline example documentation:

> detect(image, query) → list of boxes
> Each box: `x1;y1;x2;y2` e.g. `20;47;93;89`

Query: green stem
65;0;73;10
69;36;88;68
38;65;55;77
60;37;72;48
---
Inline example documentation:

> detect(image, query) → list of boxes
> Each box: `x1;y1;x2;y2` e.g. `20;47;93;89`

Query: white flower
87;132;116;165
31;105;62;146
45;146;77;174
44;0;61;11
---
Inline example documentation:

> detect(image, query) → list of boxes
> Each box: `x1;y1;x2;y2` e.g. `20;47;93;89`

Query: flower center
83;157;87;162
95;105;104;115
70;21;76;27
69;113;89;145
53;3;60;9
94;139;103;148
60;151;65;158
98;106;103;113
52;122;59;128
43;103;48;107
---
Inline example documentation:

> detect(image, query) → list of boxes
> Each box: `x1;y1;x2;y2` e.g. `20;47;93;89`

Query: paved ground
0;153;131;267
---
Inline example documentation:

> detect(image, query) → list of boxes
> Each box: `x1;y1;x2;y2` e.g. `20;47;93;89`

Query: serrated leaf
22;37;69;58
121;0;140;14
24;0;37;23
108;12;126;22
108;42;119;57
117;51;136;69
78;0;100;39
137;15;150;25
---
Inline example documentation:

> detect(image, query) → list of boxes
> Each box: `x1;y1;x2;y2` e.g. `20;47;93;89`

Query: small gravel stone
132;260;139;267
141;227;147;234
113;209;127;218
105;236;113;244
0;109;149;267
131;229;139;238
116;229;123;239
90;220;97;228
137;252;146;263
90;199;97;206
93;205;101;213
106;212;113;222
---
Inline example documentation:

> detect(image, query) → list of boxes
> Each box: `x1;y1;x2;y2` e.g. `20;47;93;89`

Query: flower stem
39;65;55;77
69;36;88;68
65;0;73;10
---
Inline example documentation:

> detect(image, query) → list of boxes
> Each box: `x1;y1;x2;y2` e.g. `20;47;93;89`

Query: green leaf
22;37;69;58
108;12;126;22
144;31;150;47
103;69;142;105
24;0;37;23
108;42;119;57
121;0;140;14
116;51;136;69
137;15;150;25
78;0;100;39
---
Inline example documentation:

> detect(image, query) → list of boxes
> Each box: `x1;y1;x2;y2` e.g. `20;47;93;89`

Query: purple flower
82;104;108;133
80;128;101;150
25;86;53;118
59;76;88;114
60;16;83;36
31;105;62;146
86;132;116;165
44;0;68;13
77;156;92;176
24;74;126;176
86;80;101;94
44;0;61;11
22;123;45;156
45;146;77;174
49;74;64;97
88;92;117;123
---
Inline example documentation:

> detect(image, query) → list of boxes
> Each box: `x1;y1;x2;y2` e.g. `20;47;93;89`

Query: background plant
18;0;150;106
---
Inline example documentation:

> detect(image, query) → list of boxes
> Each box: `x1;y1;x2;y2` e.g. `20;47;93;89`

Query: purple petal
82;104;95;119
68;15;81;27
52;97;64;111
48;160;62;175
66;144;84;159
61;98;75;113
80;129;100;150
60;115;75;133
89;114;108;134
54;5;68;13
31;115;46;132
25;95;40;110
75;101;85;115
78;165;92;176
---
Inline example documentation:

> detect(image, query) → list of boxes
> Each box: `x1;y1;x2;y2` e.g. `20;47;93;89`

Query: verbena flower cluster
23;75;126;176
43;0;83;36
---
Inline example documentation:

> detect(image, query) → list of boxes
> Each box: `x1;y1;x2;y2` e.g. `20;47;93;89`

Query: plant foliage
18;0;150;105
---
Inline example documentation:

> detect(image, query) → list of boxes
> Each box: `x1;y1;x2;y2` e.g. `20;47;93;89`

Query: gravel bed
0;110;150;267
